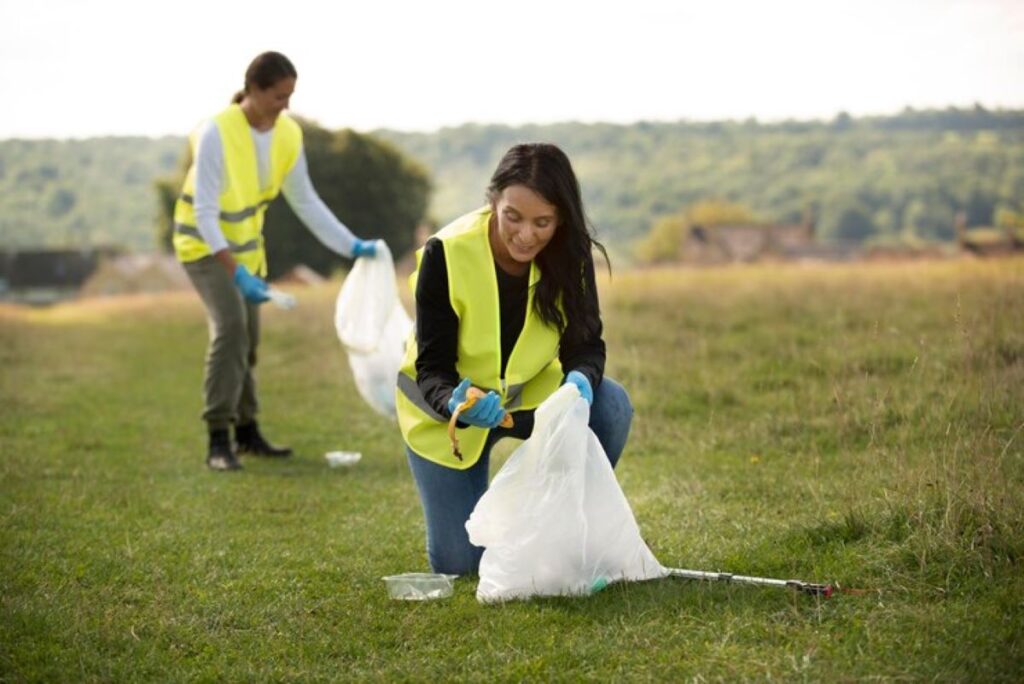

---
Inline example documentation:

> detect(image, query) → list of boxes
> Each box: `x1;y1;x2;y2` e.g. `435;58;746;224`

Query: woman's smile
489;184;559;270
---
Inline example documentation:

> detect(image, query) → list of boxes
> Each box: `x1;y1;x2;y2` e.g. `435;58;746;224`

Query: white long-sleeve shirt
192;119;359;257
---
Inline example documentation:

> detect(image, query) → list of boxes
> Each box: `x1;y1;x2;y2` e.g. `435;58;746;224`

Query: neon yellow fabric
396;207;563;469
173;104;302;276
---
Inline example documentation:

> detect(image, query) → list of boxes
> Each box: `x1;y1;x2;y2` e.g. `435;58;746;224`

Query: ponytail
232;51;297;104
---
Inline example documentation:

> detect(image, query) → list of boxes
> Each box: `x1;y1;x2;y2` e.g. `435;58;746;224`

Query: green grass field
2;258;1022;681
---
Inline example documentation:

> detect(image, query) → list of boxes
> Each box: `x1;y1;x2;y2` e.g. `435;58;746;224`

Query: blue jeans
405;378;633;575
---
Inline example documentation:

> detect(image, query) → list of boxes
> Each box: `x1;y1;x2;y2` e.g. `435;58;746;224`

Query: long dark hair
231;51;297;104
486;143;609;344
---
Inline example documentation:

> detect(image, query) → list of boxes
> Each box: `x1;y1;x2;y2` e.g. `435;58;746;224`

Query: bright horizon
3;0;1023;140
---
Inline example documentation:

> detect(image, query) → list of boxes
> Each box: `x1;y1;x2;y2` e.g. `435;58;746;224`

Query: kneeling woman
396;143;633;575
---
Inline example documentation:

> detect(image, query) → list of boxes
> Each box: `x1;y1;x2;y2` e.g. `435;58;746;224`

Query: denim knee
589;377;633;468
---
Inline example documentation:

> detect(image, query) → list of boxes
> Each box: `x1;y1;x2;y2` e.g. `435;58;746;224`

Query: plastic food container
382;573;458;601
325;451;362;467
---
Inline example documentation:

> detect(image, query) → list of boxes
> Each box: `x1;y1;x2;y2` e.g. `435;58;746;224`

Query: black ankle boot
235;421;292;458
207;429;242;471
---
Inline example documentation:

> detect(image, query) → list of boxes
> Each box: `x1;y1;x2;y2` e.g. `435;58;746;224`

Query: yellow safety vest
172;104;302;276
396;207;564;469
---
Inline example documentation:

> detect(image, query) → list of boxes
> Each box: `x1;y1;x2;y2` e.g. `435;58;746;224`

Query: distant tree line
0;136;184;250
378;106;1024;251
2;106;1022;260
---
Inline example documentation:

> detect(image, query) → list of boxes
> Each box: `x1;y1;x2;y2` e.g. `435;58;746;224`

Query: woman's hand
233;265;270;304
563;370;593;405
448;378;506;428
447;378;514;460
352;239;378;258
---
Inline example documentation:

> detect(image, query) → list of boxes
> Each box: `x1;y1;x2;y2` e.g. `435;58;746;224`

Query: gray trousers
183;256;261;432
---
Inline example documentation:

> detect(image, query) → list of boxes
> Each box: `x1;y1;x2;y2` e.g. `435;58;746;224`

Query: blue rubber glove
352;239;377;258
448;378;506;429
233;265;270;304
563;370;594;405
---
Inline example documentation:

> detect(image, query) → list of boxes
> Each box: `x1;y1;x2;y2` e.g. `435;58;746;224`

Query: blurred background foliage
1;106;1022;269
380;107;1024;251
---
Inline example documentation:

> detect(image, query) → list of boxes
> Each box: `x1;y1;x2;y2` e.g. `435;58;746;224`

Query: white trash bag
466;384;668;603
334;240;412;418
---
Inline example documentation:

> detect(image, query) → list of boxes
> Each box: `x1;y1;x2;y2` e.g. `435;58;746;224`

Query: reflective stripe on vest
172;223;261;255
172;105;302;276
395;207;563;469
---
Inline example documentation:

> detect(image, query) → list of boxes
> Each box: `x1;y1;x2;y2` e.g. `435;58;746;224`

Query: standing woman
396;143;634;575
174;51;379;471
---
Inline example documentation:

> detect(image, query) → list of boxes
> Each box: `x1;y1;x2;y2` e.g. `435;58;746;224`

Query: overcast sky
2;0;1022;139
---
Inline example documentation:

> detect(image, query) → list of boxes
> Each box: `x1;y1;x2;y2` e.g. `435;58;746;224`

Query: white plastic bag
334;241;412;418
466;384;667;603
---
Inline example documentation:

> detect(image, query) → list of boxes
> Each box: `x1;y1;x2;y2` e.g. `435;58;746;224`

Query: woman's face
490;184;559;265
250;77;295;124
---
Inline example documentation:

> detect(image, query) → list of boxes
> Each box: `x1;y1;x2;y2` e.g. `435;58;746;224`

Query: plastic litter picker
665;567;833;598
461;384;837;603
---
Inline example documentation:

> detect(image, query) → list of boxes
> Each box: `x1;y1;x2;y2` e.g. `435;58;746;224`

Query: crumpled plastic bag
466;384;667;602
334;240;412;418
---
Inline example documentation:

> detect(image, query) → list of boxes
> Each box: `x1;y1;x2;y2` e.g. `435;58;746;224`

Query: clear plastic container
382;573;458;601
325;451;362;468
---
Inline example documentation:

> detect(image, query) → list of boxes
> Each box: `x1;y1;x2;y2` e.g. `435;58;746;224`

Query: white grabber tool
668;567;834;598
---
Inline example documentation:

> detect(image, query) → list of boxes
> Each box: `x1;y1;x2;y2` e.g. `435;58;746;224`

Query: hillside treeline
1;107;1022;253
378;107;1024;247
0;136;183;250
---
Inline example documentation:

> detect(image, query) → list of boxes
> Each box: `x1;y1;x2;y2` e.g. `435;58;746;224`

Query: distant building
78;254;190;298
679;216;859;264
955;212;1024;257
863;243;952;261
0;248;116;305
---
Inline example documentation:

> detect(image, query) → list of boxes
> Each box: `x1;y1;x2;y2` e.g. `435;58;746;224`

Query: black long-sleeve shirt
414;238;605;419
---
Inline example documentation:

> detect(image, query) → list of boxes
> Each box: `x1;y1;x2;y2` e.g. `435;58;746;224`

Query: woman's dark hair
232;51;297;104
486;143;609;344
